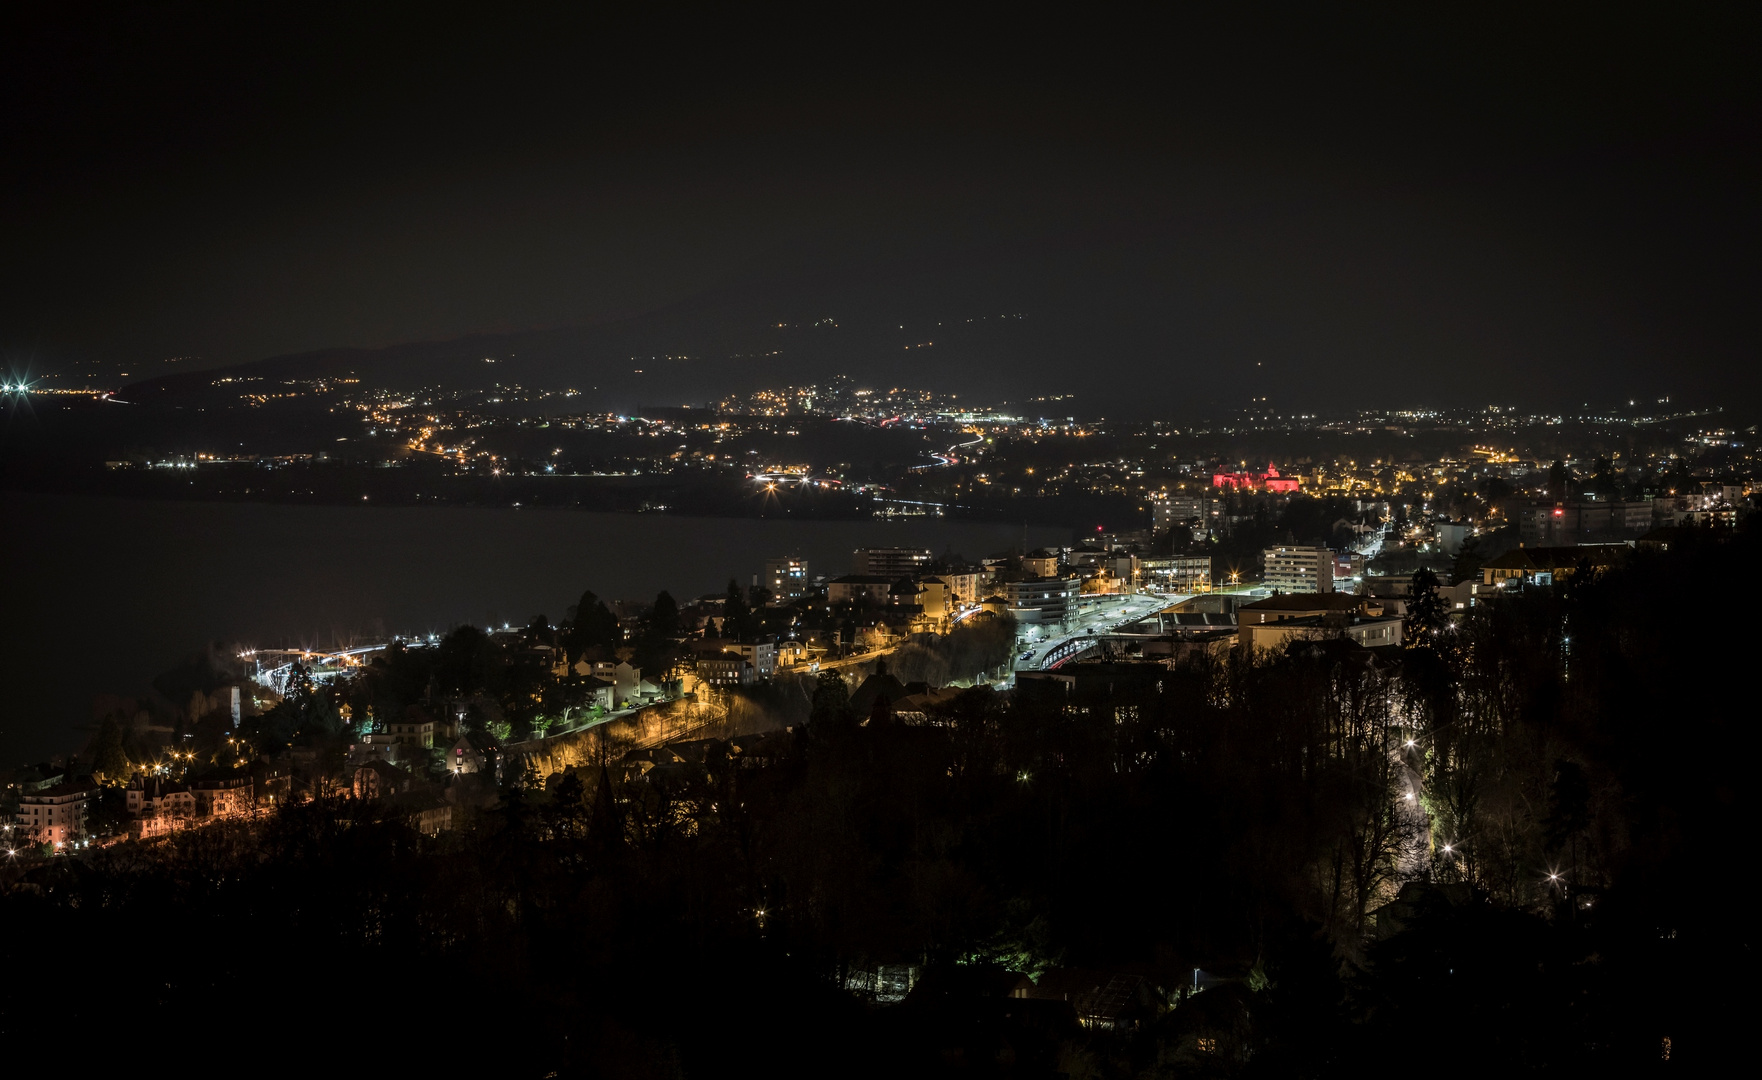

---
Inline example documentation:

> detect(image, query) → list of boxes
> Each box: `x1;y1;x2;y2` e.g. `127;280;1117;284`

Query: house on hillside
384;706;438;749
449;730;501;779
891;687;964;724
849;670;910;723
354;759;415;801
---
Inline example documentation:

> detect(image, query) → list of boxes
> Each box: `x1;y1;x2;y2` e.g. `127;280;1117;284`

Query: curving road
1010;593;1186;674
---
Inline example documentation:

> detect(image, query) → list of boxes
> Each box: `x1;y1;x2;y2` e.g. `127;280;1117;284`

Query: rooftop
1238;593;1362;612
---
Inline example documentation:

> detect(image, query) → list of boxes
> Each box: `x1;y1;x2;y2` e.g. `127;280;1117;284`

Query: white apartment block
1263;545;1334;594
14;782;94;847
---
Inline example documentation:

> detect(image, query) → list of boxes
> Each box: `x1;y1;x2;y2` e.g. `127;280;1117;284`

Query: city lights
0;15;1742;1061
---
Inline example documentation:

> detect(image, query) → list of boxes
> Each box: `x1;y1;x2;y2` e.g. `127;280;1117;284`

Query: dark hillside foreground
3;527;1751;1074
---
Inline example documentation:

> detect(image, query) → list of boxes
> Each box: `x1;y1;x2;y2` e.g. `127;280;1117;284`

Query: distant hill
119;292;1056;414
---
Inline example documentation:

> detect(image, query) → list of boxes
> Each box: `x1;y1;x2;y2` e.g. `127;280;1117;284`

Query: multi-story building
1021;549;1062;578
1683;481;1743;510
1237;593;1400;652
1153;493;1221;532
1517;500;1654;546
908;579;952;621
14;781;95;847
693;649;755;687
384;714;436;748
852;547;932;577
192;774;254;818
1435;521;1473;555
1262;545;1334;593
125;775;196;819
1652;483;1743;528
1212;464;1301;493
763;556;809;603
1005;576;1081;626
731;640;777;679
1068;543;1109;570
126;775;171;816
936;569;983;606
828;574;896;605
1141;554;1211;592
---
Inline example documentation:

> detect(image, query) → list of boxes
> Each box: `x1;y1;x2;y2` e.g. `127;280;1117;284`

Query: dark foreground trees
2;527;1751;1075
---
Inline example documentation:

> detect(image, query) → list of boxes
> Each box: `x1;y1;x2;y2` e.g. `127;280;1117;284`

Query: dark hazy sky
3;6;1756;409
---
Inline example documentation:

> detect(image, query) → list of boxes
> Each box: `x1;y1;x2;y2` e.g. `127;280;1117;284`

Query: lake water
1;491;1063;763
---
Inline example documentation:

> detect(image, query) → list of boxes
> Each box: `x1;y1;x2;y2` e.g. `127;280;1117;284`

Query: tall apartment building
852;546;932;578
1435;521;1473;555
1262;545;1334;594
763;556;809;603
1005;576;1081;626
1153;493;1221;532
827;575;896;605
934;569;983;605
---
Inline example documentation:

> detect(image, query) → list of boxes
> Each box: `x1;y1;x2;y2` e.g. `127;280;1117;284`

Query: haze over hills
119;300;1060;417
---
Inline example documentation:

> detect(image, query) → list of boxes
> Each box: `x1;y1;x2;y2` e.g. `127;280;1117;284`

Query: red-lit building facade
1211;464;1301;492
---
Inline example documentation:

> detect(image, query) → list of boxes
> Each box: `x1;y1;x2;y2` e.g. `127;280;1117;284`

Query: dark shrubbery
3;527;1750;1074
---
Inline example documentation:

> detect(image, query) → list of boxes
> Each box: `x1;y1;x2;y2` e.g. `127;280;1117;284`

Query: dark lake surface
1;491;1062;763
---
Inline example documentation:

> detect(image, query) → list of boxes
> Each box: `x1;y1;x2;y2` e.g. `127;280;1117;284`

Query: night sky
4;6;1756;411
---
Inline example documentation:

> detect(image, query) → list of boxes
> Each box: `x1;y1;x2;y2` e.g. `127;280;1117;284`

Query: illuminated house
353;759;414;801
192;773;254;818
1211;463;1301;492
693;649;755;687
